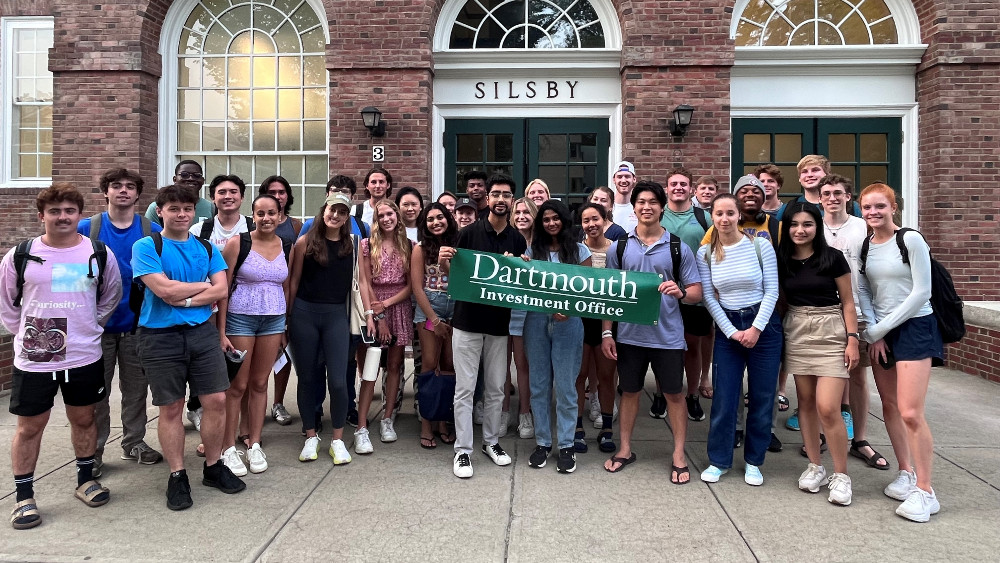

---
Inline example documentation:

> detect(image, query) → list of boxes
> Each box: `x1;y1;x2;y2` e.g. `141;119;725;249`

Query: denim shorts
414;290;454;324
226;312;286;337
509;308;528;337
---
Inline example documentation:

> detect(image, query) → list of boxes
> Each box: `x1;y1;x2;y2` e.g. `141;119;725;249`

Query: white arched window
448;0;607;49
163;0;329;218
733;0;923;46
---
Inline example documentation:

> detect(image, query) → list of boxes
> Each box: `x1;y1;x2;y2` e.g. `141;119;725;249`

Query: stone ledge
965;302;1000;331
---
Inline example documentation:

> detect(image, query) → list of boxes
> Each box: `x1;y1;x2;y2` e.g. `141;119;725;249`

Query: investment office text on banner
448;250;663;325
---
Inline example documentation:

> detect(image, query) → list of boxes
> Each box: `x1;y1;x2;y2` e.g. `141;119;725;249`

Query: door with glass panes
444;118;609;208
733;118;902;206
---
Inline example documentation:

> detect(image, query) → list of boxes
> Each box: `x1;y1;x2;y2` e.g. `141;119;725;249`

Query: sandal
435;426;456;445
777;394;790;412
74;480;110;508
671;464;691;485
574;429;588;453
419;435;437;449
10;498;41;530
598;431;616;453
604;452;637;473
699;385;714;399
237;434;251;449
850;439;889;470
800;434;828;458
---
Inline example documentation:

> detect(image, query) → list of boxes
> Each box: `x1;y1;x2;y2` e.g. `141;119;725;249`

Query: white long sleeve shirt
857;230;933;343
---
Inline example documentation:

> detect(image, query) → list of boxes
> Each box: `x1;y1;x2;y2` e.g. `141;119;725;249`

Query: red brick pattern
0;332;12;390
947;325;1000;383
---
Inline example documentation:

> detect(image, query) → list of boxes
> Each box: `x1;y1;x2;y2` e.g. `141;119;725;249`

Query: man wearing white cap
611;161;638;233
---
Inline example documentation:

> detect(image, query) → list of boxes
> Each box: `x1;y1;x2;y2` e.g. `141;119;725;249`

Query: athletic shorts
226;312;285;337
884;314;944;366
137;321;229;406
9;357;106;417
616;343;685;395
680;304;713;337
582;317;617;347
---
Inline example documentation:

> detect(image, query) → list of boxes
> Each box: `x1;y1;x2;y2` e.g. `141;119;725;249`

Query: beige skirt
783;305;849;378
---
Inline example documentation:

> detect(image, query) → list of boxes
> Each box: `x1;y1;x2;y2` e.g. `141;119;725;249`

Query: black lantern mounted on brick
668;104;695;137
360;106;386;137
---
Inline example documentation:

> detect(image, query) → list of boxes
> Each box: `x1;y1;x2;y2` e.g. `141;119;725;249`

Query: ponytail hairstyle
707;192;742;264
369;199;411;277
531;200;579;265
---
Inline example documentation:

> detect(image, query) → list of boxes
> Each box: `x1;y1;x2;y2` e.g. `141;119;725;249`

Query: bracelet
601;330;613;339
432;318;442;326
184;297;192;308
678;286;687;300
374;312;386;321
364;309;374;317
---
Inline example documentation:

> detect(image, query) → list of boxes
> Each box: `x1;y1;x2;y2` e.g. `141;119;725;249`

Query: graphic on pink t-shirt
21;316;67;362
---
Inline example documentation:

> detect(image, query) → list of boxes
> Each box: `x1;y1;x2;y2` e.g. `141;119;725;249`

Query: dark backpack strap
895;227;916;265
152;232;164;255
859;235;871;276
354;203;363;221
12;239;43;308
615;237;627;269
139;215;152;237
199;218;214;240
669;233;682;288
229;232;253;294
357;218;369;238
692;206;709;231
89;239;108;303
245;216;255;232
766;215;779;249
88;213;103;240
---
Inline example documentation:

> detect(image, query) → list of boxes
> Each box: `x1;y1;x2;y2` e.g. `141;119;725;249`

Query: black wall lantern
668;104;695;137
360;106;386;137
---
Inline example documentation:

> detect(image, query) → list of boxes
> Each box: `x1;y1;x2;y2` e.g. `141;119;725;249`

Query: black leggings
289;299;349;431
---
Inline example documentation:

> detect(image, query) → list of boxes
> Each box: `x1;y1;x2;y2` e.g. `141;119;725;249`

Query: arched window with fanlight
167;0;329;218
448;0;607;49
734;0;902;46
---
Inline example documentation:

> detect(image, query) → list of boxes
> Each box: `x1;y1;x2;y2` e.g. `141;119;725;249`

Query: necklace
825;218;848;237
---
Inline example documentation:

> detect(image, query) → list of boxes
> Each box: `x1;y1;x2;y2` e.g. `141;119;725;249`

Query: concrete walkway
0;365;997;562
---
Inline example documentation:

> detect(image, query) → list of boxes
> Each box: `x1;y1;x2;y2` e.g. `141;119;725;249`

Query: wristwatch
847;332;860;340
678;286;688;301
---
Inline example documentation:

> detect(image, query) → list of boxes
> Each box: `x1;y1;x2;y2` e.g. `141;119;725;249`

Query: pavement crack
502;445;518;563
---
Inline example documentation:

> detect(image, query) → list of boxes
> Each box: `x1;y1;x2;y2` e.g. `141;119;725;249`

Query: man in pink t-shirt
0;183;122;530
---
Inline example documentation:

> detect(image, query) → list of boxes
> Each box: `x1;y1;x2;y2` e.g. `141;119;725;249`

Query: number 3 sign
372;145;385;162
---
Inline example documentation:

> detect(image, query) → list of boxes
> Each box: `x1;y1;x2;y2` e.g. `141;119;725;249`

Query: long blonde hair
369;199;411;277
707;193;742;264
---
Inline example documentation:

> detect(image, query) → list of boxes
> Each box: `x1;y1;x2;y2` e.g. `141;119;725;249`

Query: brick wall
0;330;12;390
947;325;1000;383
914;0;1000;301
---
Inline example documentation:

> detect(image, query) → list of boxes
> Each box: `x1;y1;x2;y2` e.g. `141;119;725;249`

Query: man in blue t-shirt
78;168;163;476
132;184;245;511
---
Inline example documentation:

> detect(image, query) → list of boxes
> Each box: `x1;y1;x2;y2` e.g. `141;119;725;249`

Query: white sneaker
482;443;512;466
744;464;764;486
798;463;829;493
247;443;268;473
827;473;853;506
329;439;352;465
354;428;374;454
379;418;397;443
588;393;601;422
499;411;509;438
884;469;917;501
453;452;473;478
473;400;485;425
518;413;535;439
896;487;940;522
221;445;247;477
187;407;203;431
299;436;320;462
700;465;728;483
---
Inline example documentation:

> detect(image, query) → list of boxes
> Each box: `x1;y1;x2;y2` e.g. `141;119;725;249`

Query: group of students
2;154;943;529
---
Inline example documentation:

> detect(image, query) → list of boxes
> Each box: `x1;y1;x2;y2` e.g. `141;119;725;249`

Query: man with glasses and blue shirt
438;174;527;479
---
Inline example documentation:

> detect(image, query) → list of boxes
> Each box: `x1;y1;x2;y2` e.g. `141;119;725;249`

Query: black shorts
680;304;713;337
137;322;230;406
885;314;944;366
616;343;685;395
582;318;617;347
9;357;106;417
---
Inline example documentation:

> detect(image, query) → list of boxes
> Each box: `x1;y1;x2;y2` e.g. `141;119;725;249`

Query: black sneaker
686;394;705;421
768;432;783;452
346;409;360;428
556;447;577;474
202;461;246;494
528;446;550;468
734;429;744;449
649;393;667;419
166;472;193;511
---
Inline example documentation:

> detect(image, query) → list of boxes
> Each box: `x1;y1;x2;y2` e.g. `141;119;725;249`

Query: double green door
444;118;610;206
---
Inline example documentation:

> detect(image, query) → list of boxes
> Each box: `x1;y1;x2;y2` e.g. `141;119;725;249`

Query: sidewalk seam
502;444;519;562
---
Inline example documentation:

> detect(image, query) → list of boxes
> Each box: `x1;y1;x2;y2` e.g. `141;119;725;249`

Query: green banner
448;250;663;325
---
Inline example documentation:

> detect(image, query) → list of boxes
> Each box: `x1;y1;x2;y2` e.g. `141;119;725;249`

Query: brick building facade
0;0;997;386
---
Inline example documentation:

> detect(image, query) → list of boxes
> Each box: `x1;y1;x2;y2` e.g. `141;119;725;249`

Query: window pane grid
9;26;54;179
735;0;899;46
450;0;605;49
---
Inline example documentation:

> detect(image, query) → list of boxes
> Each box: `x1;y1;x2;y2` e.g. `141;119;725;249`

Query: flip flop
435;430;456;445
777;394;790;412
74;480;110;508
850;440;889;470
196;443;206;457
671;465;691;485
699;385;714;399
419;435;437;449
604;452;637;473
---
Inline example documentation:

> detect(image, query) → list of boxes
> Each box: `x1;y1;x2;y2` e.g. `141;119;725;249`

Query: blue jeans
524;312;584;450
707;304;782;469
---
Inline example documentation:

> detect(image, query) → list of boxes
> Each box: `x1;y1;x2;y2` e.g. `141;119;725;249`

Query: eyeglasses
328;187;352;195
820;191;847;199
488;191;514;199
177;172;204;180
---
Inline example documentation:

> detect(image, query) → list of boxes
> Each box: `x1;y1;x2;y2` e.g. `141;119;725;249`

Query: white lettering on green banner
448;250;663;325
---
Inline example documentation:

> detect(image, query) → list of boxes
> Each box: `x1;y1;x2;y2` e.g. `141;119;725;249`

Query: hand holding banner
447;250;663;325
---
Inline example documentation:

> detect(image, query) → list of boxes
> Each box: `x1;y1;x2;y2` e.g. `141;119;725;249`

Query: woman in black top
287;193;355;465
777;202;859;505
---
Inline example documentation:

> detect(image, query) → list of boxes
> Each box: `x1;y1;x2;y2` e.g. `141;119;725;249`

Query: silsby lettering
472;80;580;100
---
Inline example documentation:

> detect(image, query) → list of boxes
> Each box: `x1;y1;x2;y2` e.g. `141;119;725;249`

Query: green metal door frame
443;119;524;194
732;118;814;198
528;118;610;200
817;118;902;191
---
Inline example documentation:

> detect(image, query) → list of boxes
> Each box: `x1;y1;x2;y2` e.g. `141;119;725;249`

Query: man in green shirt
144;160;214;226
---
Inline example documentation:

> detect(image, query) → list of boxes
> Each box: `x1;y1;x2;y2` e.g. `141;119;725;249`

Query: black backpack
13;238;108;307
860;227;965;344
616;233;683;294
129;232;214;334
199;216;255;240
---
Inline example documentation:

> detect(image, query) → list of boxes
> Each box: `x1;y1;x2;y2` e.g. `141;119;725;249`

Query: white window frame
0;16;54;188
